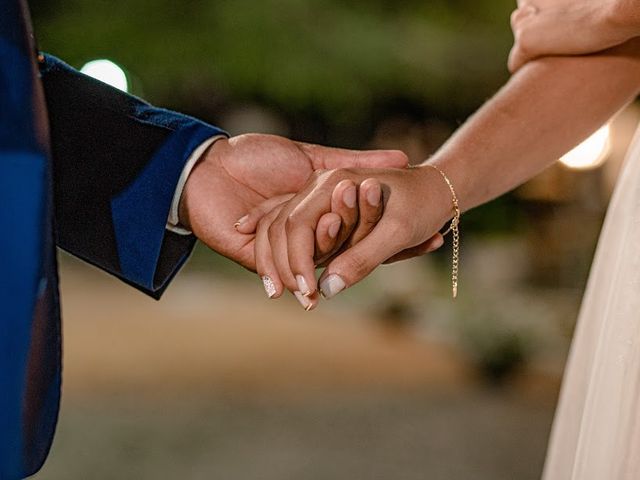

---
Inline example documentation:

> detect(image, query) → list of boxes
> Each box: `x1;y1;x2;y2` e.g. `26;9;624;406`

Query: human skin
256;37;640;308
177;134;414;298
509;0;640;71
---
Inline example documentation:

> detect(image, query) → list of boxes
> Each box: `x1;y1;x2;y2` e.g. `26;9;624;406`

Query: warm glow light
560;124;611;170
80;59;128;92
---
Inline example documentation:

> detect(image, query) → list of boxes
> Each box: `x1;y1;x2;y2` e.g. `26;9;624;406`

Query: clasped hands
180;0;640;310
179;134;450;311
236;163;454;310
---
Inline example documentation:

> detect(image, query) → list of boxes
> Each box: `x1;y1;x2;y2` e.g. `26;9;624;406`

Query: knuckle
285;210;303;234
385;218;410;238
510;9;517;24
344;252;371;279
510;9;522;28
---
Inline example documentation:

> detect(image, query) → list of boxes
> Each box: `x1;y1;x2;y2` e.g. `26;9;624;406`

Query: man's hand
179;133;409;273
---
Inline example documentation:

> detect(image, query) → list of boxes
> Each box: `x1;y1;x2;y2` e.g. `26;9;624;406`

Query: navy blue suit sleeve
39;55;227;298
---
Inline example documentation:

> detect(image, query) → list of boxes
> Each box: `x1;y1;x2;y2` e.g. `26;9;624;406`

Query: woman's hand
509;0;640;73
253;166;451;310
236;179;387;300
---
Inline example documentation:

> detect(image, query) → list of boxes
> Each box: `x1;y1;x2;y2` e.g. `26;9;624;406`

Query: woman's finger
268;169;360;310
235;194;295;234
508;5;542;73
344;178;383;248
511;4;538;29
315;178;384;268
259;204;329;310
285;180;357;300
282;178;350;305
269;207;321;311
315;212;342;263
330;179;359;246
255;207;287;299
317;219;408;299
508;45;528;73
313;180;358;265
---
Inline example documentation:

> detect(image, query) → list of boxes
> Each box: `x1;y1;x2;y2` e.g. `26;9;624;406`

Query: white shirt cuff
166;135;227;235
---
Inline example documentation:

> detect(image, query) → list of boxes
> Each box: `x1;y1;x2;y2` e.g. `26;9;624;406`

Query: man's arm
40;55;411;301
40;55;227;298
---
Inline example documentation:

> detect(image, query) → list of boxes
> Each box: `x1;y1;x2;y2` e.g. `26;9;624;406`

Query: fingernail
234;215;249;229
343;186;357;208
294;291;313;311
328;221;340;239
434;236;445;249
262;275;276;298
320;274;346;299
366;183;381;207
296;275;311;296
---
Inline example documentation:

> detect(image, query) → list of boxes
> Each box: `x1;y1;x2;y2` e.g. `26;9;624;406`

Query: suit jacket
0;1;225;478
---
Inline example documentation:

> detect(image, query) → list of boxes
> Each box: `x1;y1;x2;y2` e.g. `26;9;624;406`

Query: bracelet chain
425;164;461;299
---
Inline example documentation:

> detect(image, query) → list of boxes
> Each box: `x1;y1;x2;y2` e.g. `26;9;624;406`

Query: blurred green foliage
32;0;525;239
32;0;515;127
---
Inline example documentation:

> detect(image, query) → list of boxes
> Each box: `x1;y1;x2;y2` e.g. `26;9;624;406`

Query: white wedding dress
543;129;640;479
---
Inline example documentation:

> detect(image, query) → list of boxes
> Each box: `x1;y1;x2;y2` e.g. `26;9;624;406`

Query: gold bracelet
425;164;461;299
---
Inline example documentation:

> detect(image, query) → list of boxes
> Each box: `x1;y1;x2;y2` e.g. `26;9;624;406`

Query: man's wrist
167;135;227;234
178;137;229;232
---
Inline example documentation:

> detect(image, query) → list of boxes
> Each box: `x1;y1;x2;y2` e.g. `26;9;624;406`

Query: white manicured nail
320;274;346;299
294;291;313;311
296;275;311;296
262;275;276;298
343;186;357;208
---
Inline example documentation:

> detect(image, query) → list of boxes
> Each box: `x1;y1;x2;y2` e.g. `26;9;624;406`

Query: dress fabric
543;128;640;480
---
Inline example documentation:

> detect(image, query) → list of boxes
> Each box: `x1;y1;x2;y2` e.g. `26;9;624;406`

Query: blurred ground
36;255;560;480
26;2;640;478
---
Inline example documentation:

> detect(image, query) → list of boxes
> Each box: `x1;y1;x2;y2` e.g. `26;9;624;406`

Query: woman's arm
256;39;640;305
429;37;640;213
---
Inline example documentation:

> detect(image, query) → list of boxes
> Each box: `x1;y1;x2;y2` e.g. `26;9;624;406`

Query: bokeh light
560;124;611;170
80;59;129;92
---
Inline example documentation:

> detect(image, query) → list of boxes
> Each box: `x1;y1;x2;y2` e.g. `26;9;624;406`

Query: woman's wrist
413;163;460;230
